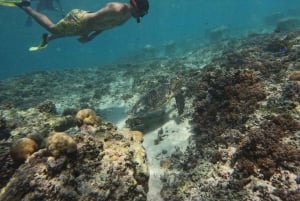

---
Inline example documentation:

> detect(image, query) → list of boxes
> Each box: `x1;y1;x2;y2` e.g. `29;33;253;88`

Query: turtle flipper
175;91;185;115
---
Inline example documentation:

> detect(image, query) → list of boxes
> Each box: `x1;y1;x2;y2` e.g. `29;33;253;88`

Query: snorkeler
26;0;65;26
0;0;149;51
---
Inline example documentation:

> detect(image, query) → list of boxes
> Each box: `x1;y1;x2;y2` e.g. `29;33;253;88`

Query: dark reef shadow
97;106;128;124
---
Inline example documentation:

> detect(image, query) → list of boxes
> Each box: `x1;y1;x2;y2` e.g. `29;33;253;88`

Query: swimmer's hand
78;36;90;43
78;31;102;43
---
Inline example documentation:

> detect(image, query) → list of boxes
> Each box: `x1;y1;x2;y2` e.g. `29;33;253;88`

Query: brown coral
232;114;300;183
75;109;101;127
192;69;266;144
10;137;38;163
289;71;300;81
46;132;77;157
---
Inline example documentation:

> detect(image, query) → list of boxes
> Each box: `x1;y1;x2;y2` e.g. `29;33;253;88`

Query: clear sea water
0;0;299;79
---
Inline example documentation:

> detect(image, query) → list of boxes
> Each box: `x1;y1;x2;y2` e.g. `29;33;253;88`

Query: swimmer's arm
87;30;102;41
78;31;102;43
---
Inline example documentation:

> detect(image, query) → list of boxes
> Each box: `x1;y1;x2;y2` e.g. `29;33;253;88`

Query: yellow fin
29;44;48;51
0;0;21;7
29;34;48;51
29;46;40;51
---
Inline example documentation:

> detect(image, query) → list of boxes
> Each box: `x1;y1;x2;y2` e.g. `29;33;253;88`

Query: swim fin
0;0;19;7
29;33;48;51
0;0;30;7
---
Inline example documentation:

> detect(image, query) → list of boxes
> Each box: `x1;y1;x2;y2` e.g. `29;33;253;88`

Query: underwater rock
0;108;59;190
0;127;149;201
52;115;76;132
206;25;229;42
0;117;11;140
61;108;78;116
264;12;285;26
275;17;300;32
37;100;57;114
5;107;75;141
130;130;144;143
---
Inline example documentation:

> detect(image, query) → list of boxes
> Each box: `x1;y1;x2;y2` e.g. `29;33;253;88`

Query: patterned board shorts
54;9;89;36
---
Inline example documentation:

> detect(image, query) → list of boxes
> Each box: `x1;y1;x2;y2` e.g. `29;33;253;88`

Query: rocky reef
160;31;300;200
1;28;300;201
0;108;149;201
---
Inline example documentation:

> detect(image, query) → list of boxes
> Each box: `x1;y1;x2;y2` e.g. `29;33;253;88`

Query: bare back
84;3;133;33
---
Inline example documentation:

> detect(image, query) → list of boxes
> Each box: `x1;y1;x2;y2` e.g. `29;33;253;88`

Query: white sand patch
143;117;192;201
97;99;129;128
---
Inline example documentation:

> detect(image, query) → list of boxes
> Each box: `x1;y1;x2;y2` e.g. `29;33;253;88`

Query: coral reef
1;27;300;201
0;128;149;201
192;69;266;144
232;114;300;182
0;108;149;201
160;31;300;201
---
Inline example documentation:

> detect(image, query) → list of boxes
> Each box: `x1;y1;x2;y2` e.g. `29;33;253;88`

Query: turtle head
169;77;183;93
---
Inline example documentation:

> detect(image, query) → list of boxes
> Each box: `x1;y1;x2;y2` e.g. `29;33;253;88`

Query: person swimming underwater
0;0;149;51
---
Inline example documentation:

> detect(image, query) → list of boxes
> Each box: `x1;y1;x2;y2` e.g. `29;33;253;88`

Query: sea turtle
126;77;185;131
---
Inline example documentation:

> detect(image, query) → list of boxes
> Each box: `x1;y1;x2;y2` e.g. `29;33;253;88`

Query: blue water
0;0;299;79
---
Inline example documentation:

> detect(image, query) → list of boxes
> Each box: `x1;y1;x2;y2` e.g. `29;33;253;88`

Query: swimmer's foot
15;0;30;7
0;0;29;7
29;33;48;52
41;33;48;47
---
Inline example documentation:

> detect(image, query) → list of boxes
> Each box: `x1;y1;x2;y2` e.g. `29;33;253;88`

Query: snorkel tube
130;0;149;23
